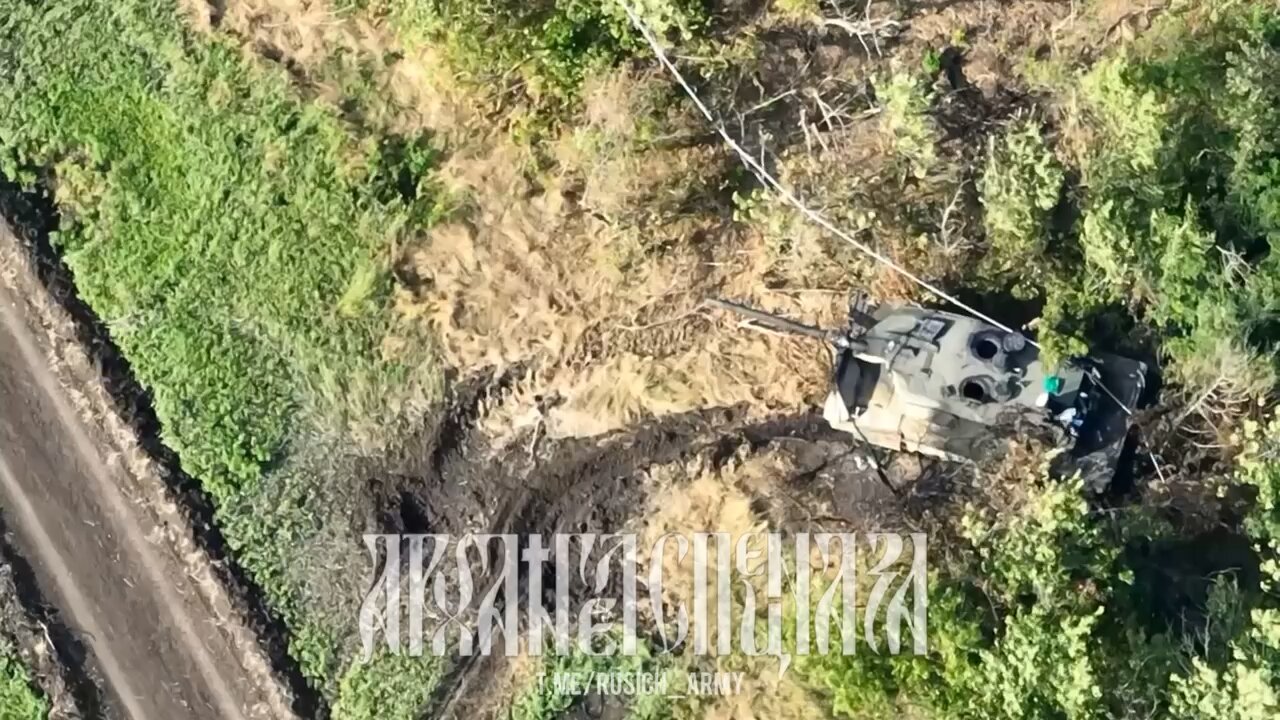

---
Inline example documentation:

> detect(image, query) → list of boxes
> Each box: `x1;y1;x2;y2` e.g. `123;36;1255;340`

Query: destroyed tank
710;297;1148;487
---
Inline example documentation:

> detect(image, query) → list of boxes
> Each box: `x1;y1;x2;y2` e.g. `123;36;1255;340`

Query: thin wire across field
614;0;1029;342
617;1;1156;431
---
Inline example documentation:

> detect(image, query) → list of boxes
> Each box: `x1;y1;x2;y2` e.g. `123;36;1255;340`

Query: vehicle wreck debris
708;296;1148;489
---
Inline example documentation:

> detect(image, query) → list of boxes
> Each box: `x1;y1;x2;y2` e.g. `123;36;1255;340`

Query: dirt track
0;282;289;719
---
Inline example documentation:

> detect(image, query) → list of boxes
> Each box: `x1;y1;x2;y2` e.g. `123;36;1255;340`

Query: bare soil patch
0;522;101;720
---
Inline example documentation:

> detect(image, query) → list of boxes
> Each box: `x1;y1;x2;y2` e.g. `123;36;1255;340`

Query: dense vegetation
792;6;1280;718
798;435;1280;719
987;7;1280;388
375;0;708;105
0;0;444;711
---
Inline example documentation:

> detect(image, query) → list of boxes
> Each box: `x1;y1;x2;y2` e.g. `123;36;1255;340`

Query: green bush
1170;616;1280;720
332;652;443;720
817;410;1280;720
1236;415;1280;579
1167;416;1280;720
796;452;1280;720
798;475;1185;720
988;5;1280;388
381;0;707;104
876;70;937;179
979;118;1065;292
509;643;672;720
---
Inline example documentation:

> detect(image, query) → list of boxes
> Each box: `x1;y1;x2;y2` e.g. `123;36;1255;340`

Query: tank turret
708;297;1147;484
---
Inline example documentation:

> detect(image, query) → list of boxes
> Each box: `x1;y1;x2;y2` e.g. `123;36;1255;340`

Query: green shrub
332;652;443;720
798;475;1184;720
1167;417;1280;720
1169;610;1280;720
796;449;1280;720
381;0;707;105
1076;55;1168;179
508;640;672;720
979;118;1065;293
1236;415;1280;577
876;70;937;179
1001;5;1280;390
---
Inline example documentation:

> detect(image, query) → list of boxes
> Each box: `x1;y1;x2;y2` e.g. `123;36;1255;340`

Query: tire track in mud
0;181;314;719
0;286;270;718
363;374;858;719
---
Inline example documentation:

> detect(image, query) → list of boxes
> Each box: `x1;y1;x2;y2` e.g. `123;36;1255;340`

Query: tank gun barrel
705;298;846;346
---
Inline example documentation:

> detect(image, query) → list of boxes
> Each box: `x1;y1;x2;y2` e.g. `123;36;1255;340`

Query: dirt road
0;281;289;720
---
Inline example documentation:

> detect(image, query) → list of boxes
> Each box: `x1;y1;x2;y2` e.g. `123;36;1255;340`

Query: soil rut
0;234;296;719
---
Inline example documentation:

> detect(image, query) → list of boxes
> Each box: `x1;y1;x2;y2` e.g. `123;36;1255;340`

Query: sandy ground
0;245;295;718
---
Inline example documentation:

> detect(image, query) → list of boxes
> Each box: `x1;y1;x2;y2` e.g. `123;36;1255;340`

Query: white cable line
620;1;1153;447
615;0;1036;345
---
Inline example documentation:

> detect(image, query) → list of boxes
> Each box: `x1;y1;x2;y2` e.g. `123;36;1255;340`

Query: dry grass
632;443;831;720
221;0;340;66
194;0;479;136
632;443;784;654
683;655;829;720
186;0;1071;452
468;652;542;720
553;68;716;224
396;95;845;442
192;1;834;449
626;442;933;720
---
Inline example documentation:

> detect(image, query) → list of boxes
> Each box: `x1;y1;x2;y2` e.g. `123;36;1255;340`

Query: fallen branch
822;17;905;40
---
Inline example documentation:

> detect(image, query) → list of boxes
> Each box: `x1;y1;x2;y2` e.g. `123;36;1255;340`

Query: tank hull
821;307;1147;484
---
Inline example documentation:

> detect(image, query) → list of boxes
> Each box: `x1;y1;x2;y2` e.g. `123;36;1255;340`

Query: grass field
2;0;1280;719
0;0;445;709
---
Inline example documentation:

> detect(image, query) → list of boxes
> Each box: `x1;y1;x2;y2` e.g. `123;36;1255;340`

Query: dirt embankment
0;205;308;719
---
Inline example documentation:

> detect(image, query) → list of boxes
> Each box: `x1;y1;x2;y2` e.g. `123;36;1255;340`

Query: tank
709;297;1148;487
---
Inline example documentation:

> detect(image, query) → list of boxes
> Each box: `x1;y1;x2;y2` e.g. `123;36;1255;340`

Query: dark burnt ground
360;372;931;544
350;371;951;720
0;174;325;719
